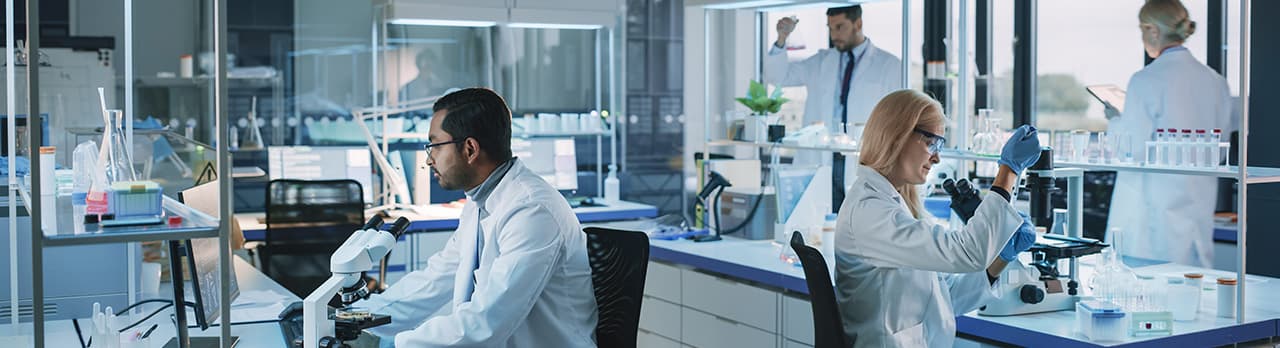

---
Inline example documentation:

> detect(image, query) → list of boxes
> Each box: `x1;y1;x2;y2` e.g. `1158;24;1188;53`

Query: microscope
302;216;411;347
977;147;1108;316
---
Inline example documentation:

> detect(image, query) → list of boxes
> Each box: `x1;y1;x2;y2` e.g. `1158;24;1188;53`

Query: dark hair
432;88;513;162
826;5;862;21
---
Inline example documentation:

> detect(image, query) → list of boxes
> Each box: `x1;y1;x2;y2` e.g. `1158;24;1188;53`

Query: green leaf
747;80;767;100
769;84;783;99
735;97;753;109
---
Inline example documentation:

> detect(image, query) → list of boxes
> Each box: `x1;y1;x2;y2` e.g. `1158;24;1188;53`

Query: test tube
1195;129;1208;167
1180;129;1193;167
1071;130;1088;162
1211;129;1223;168
1149;129;1163;166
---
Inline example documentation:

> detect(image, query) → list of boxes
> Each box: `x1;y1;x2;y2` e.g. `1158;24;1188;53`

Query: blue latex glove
997;125;1042;174
999;211;1036;262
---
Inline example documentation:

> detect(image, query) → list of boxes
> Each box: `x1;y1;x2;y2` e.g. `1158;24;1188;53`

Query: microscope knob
1019;284;1045;304
318;336;342;348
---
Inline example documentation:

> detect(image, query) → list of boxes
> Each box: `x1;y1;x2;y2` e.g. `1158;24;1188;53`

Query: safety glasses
913;128;947;154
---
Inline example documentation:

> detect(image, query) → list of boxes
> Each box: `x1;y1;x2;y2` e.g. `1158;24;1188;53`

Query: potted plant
735;80;789;142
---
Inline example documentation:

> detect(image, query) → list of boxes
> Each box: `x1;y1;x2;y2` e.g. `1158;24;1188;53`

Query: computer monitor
176;181;242;330
268;146;374;203
511;138;577;191
184;237;240;330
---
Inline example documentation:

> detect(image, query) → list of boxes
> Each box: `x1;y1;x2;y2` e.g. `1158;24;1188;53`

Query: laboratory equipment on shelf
1144;128;1227;168
303;216;410;348
979;148;1108;316
692;171;732;242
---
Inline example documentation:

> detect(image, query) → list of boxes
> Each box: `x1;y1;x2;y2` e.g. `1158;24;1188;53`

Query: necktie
833;50;855;214
838;50;855;124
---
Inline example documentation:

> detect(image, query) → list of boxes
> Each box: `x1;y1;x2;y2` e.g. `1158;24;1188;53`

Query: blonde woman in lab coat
834;90;1039;347
1106;0;1232;267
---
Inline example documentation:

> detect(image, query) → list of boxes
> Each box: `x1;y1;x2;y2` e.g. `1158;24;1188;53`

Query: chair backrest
262;179;364;295
790;231;850;348
584;227;650;348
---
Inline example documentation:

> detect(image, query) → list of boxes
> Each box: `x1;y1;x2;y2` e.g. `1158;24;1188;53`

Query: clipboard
1086;84;1126;114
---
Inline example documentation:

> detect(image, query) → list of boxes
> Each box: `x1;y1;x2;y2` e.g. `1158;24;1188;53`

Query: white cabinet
638;330;683;348
781;294;815;345
681;269;779;332
641;260;810;347
681;308;778;348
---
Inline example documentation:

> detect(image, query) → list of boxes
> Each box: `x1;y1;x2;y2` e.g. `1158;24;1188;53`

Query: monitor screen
185;237;240;330
267;146;374;203
510;138;577;191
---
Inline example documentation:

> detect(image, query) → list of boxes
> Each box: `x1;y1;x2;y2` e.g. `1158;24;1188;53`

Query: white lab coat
834;165;1022;347
1106;48;1232;268
362;160;598;347
764;39;904;127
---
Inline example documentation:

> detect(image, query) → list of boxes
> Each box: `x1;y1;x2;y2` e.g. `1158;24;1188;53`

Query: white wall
74;0;199;79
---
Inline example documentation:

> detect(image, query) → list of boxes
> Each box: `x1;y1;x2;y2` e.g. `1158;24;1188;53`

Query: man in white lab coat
360;88;598;347
764;5;904;128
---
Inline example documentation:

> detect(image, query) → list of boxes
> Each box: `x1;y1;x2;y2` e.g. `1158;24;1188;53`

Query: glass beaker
1069;130;1089;162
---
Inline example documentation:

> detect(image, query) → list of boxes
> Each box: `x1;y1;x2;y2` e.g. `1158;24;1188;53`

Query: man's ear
464;137;482;164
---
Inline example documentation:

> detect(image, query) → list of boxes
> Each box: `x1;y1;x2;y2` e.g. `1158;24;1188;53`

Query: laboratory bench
0;256;297;348
634;235;1280;348
236;200;657;276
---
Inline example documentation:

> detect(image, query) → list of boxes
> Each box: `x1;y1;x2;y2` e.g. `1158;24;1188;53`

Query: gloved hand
997;125;1042;174
999;211;1037;262
943;178;982;224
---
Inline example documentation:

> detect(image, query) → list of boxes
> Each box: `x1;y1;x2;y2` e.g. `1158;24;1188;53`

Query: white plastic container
1169;274;1202;321
1077;300;1127;342
1217;277;1237;318
1179;129;1193;167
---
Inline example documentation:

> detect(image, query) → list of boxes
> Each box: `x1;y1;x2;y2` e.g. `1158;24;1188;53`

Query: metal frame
16;0;233;346
1011;0;1034;127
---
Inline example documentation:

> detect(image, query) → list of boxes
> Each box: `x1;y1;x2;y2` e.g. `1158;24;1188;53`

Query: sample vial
1149;129;1164;165
1195;129;1208;167
1179;129;1193;167
1211;129;1223;168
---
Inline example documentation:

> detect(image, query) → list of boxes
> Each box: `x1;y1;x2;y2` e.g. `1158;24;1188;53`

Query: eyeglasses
424;138;467;157
913;128;947;155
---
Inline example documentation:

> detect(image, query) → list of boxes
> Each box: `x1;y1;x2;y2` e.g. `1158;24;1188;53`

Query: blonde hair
858;89;944;219
1140;0;1196;45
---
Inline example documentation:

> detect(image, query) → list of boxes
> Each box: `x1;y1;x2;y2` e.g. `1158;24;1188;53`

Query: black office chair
261;179;365;296
790;231;851;348
584;227;650;348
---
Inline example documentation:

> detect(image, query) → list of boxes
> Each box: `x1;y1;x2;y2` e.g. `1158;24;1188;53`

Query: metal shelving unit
5;0;234;347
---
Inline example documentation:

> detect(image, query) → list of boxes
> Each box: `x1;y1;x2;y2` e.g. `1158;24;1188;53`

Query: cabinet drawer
681;308;777;348
681;269;778;332
783;339;814;348
637;329;682;348
645;261;682;302
781;294;815;345
639;296;681;340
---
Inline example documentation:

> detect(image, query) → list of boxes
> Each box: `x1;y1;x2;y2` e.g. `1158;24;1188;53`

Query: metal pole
1012;0;1036;126
214;0;233;344
957;0;968;151
901;0;911;88
5;0;18;327
596;29;604;196
1235;0;1249;325
26;0;44;345
124;0;138;311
